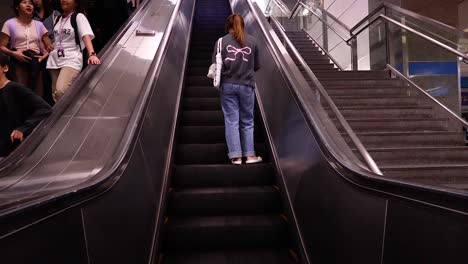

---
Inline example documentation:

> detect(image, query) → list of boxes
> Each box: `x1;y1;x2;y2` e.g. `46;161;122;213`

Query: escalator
161;0;299;261
1;0;468;263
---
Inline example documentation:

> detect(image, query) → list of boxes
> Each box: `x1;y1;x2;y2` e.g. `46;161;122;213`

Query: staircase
272;26;468;191
160;0;299;262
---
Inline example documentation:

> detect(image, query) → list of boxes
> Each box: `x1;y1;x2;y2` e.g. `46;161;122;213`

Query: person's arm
83;35;100;65
77;14;101;65
42;31;53;52
13;83;52;137
0;33;31;63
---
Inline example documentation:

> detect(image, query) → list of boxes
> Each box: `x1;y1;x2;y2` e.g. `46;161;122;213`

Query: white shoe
245;156;263;164
231;159;242;165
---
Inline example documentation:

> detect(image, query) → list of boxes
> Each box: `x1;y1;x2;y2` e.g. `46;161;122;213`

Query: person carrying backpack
0;0;53;97
46;0;100;102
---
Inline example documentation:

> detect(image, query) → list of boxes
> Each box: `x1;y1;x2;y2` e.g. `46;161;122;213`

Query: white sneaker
245;156;263;164
231;159;242;165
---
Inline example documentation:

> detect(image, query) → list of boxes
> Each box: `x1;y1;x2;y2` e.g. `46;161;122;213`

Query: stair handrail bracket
270;16;383;176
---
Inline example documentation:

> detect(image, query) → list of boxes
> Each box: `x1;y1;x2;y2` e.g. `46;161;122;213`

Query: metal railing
387;64;468;130
280;0;468;69
270;16;383;175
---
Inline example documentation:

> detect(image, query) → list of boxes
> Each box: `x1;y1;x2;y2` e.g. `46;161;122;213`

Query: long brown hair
226;14;245;47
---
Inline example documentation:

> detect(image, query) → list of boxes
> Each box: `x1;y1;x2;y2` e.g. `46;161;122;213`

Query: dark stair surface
161;0;299;263
272;24;468;191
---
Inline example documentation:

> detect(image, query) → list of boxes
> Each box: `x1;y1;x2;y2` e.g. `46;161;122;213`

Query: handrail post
322;11;329;51
350;38;358;70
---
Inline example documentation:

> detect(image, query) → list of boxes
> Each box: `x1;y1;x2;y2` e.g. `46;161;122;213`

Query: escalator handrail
0;0;184;218
270;16;383;175
387;64;468;129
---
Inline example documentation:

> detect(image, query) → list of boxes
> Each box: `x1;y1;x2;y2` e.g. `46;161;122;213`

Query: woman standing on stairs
213;14;262;165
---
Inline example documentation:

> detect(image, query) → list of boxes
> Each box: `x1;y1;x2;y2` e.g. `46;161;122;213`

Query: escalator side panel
1;208;87;263
0;0;195;262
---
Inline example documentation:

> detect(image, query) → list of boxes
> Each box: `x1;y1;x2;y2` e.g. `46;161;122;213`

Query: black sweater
0;82;52;157
212;33;260;87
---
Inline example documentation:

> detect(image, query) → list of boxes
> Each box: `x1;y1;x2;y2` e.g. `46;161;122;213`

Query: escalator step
173;163;274;188
164;215;289;250
175;143;268;164
178;126;264;144
186;76;213;86
168;186;281;216
184;86;220;98
182;98;221;110
163;249;298;264
181;111;224;125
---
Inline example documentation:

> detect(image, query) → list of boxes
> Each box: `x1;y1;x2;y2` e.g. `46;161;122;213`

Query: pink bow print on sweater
225;45;252;62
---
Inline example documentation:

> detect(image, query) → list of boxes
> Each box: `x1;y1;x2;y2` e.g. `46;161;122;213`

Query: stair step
298;64;336;70
346;131;465;148
175;143;268;164
163;249;297;264
328;96;419;107
168;186;281;216
164;215;289;250
179;126;264;144
320;86;408;96
173;164;274;188
183;98;221;110
364;147;468;166
328;105;433;119
334;118;449;132
319;79;403;87
314;71;390;79
381;164;468;190
184;86;220;98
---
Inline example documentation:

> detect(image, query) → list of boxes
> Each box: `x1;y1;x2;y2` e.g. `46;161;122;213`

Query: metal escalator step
163;249;297;263
182;98;221;110
164;215;289;250
178;125;265;144
168;186;281;216
173;164;274;188
175;143;268;164
184;86;220;98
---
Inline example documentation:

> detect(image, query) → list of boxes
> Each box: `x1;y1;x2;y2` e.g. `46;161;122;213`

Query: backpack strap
54;14;61;27
70;12;82;52
6;19;16;49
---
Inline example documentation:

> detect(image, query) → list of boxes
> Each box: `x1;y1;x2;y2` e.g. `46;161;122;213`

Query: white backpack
207;37;223;89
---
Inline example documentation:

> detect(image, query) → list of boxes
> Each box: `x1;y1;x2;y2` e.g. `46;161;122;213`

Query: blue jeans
221;83;256;159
